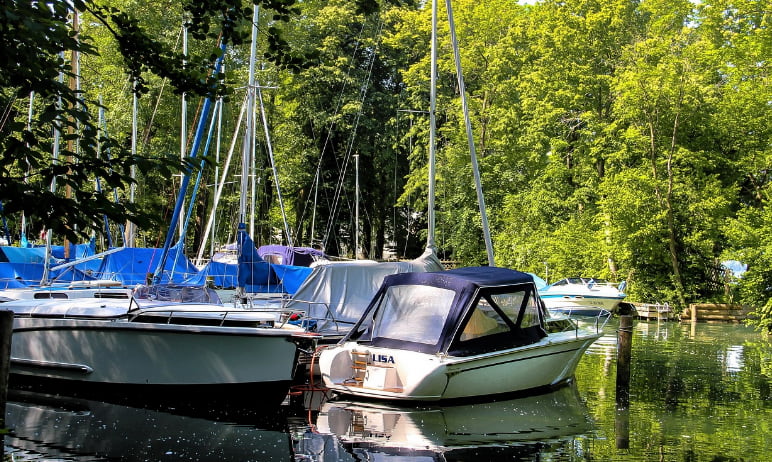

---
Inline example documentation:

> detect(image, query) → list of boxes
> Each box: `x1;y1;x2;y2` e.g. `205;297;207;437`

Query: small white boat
6;284;318;407
318;267;601;401
539;277;626;314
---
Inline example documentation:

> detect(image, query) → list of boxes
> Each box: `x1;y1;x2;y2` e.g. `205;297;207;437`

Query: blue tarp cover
97;246;199;285
237;228;281;293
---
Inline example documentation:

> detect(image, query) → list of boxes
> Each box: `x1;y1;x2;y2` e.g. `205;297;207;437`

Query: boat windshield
369;284;456;345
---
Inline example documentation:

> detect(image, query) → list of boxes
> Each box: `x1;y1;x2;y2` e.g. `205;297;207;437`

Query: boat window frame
344;281;466;354
444;282;547;356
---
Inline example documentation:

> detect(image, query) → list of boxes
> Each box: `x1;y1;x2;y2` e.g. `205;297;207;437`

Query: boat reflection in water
3;391;293;461
297;383;592;461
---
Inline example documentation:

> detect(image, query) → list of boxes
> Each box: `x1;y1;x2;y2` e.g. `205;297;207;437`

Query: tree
0;0;327;245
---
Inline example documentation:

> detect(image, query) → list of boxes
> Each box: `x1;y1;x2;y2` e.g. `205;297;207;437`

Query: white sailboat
7;35;317;407
6;278;317;407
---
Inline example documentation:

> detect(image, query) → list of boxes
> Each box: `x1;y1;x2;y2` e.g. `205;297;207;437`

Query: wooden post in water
0;309;13;429
616;315;633;405
616;315;633;449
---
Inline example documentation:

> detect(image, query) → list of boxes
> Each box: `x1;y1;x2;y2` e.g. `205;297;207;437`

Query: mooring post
0;309;12;429
616;315;633;406
615;314;633;448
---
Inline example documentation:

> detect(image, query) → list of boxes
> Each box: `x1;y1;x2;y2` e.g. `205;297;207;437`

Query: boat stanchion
0;309;12;429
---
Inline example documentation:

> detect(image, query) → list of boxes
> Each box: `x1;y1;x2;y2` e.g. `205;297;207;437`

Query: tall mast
427;0;438;253
445;0;494;266
125;80;137;247
179;21;188;240
355;154;359;259
63;10;80;260
240;7;259;229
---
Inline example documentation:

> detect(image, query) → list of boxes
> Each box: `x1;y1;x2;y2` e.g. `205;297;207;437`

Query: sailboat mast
152;43;226;284
355;154;359;259
427;0;438;252
20;91;35;247
126;82;137;247
444;0;494;266
179;22;188;240
240;7;259;229
63;10;80;260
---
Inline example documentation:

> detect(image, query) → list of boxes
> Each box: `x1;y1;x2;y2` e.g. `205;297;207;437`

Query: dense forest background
1;0;770;325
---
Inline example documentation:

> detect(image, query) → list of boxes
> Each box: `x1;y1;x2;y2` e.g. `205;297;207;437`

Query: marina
2;1;771;460
2;319;769;461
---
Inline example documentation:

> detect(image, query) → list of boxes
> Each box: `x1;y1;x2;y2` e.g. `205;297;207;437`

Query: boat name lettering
371;354;395;364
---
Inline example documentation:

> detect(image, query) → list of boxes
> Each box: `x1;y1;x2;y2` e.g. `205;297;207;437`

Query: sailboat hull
10;317;302;406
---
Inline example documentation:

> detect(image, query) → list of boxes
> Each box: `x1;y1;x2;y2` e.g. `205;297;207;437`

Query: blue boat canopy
343;266;547;355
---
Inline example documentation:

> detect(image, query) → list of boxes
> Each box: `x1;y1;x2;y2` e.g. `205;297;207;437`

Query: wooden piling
616;315;633;409
0;309;13;429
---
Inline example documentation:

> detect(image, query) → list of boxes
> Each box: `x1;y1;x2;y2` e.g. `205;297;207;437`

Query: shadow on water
2;390;292;461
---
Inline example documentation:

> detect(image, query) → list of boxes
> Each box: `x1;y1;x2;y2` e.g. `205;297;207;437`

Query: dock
632;302;675;321
681;303;751;323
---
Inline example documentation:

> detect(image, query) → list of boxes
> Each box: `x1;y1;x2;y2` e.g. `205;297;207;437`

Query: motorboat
539;277;626;314
5;284;318;407
317;266;601;401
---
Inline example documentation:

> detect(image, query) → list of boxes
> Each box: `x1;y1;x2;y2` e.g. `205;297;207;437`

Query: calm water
2;320;770;461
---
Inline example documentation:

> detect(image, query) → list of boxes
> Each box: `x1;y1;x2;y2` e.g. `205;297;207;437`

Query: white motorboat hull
318;331;600;401
10;316;305;406
539;278;626;313
540;294;622;312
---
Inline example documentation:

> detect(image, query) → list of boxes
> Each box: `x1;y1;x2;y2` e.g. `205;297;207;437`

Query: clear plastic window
518;293;541;328
459;298;511;341
490;292;525;326
371;285;456;345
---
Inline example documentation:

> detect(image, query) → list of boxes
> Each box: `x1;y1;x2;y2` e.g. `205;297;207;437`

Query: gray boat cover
286;248;444;334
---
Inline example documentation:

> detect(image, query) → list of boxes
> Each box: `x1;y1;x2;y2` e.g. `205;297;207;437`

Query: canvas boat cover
257;245;328;267
0;243;99;287
285;248;444;333
96;246;199;285
344;266;548;355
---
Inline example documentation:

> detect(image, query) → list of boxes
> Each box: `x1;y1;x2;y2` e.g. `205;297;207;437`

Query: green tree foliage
3;0;771;324
0;0;313;244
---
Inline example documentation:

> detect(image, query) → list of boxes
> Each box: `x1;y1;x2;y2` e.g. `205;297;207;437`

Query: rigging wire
321;18;385;252
298;21;368;251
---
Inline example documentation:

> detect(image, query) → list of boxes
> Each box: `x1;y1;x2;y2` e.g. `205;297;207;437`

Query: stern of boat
318;343;448;400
